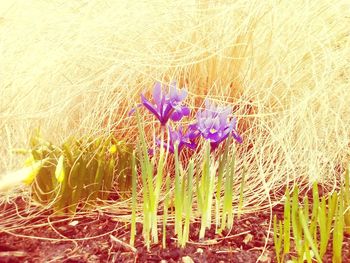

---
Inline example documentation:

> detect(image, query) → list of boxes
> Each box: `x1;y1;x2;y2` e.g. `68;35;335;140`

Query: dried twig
110;235;137;253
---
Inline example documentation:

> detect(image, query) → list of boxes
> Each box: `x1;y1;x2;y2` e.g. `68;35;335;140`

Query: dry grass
0;0;349;213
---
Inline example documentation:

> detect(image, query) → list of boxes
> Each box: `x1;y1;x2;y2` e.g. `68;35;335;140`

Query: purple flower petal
232;131;243;144
188;124;200;140
128;108;136;116
128;103;142;116
141;81;189;125
204;118;213;129
148;148;154;156
141;94;161;120
170;111;182;122
155;125;197;154
194;100;242;147
213;129;231;144
206;132;222;142
178;88;188;101
152;82;162;107
170;105;190;122
204;99;211;109
230;118;237;129
169;82;178;100
219;107;231;123
210;142;219;150
185;141;197;150
181;106;190;116
162;104;174;124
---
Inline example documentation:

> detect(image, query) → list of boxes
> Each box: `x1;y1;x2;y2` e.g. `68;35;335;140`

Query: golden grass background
0;0;349;203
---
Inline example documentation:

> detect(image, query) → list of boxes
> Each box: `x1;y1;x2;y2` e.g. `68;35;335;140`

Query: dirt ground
0;198;349;263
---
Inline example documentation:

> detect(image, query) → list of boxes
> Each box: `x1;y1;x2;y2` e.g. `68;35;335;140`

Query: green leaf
55;155;65;183
22;158;48;185
162;174;171;249
303;196;309;222
130;152;137;247
310;183;319;239
273;215;282;263
181;159;194;247
216;139;230;230
292;186;303;255
318;197;328;257
284;187;291;254
344;164;350;234
299;209;322;263
327;193;338;233
332;194;344;263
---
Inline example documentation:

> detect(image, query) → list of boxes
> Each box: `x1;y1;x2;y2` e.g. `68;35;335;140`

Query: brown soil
0;198;349;263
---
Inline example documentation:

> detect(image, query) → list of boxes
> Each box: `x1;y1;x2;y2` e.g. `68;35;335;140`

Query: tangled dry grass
0;0;349;215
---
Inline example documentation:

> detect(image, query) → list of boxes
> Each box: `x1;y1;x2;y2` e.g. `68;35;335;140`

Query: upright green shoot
299;209;322;263
273;214;283;263
220;146;235;232
283;187;291;254
130;151;137;247
215;139;230;232
318;192;337;258
23;132;132;214
162;174;171;249
291;186;304;257
136;108;165;248
333;191;344;263
197;142;215;239
309;183;319;241
173;144;195;247
174;143;183;242
274;176;349;263
237;166;246;219
318;196;327;257
344;165;350;234
180;159;194;247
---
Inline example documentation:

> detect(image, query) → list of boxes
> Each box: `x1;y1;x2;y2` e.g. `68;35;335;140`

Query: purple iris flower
157;125;197;154
192;100;242;149
141;82;190;126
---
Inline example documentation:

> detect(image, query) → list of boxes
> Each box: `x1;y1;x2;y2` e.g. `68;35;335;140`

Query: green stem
174;143;183;242
130;152;137;246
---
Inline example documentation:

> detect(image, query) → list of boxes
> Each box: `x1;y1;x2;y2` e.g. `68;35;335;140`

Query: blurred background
0;0;349;192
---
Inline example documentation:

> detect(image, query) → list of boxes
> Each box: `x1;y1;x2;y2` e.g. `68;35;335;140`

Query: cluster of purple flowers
139;82;242;153
141;82;190;126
